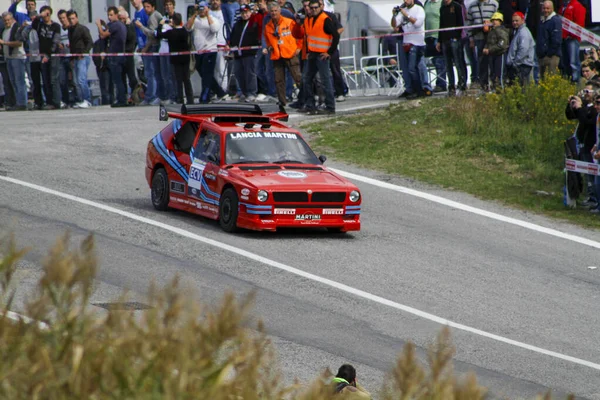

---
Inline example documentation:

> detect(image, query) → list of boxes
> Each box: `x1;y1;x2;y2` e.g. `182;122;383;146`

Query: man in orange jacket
295;0;339;115
263;2;302;106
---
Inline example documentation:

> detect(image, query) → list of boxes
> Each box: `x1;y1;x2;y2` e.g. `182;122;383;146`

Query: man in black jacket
119;9;139;102
436;0;466;95
0;15;16;110
229;4;260;102
156;13;194;105
33;6;63;109
97;6;128;107
67;10;93;108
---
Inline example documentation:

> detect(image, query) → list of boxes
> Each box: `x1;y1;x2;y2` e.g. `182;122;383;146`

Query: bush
0;234;570;399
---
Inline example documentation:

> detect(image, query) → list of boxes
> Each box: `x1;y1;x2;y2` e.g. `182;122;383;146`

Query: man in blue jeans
135;0;163;106
0;12;28;111
67;10;93;108
437;0;466;95
393;0;429;99
97;7;128;107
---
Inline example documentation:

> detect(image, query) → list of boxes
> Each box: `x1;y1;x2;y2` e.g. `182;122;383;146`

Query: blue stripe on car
152;135;189;181
345;211;361;215
346;205;361;209
201;177;220;199
246;210;272;215
240;203;272;209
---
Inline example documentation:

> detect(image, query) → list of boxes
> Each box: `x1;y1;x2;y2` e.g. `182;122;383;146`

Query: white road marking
332;169;600;250
1;175;600;371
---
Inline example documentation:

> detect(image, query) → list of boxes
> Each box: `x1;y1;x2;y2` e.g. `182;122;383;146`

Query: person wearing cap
466;0;498;93
536;0;562;80
437;0;466;96
506;11;534;87
228;3;261;102
482;12;509;91
559;0;586;83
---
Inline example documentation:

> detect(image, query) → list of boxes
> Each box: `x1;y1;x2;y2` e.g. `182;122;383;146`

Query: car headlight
257;190;268;202
349;190;360;202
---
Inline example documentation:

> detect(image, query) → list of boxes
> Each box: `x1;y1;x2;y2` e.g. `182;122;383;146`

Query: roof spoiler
159;103;288;122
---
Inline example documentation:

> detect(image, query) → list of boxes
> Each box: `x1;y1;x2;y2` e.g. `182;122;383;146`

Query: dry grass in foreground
0;234;572;399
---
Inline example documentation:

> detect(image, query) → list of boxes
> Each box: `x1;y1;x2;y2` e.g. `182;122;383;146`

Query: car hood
230;167;355;190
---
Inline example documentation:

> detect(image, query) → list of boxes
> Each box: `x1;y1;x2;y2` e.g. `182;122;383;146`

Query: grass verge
305;75;600;229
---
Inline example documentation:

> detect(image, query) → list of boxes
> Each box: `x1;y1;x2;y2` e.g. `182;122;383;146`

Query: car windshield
225;131;321;165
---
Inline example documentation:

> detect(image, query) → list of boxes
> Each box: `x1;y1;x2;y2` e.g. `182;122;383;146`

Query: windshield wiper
231;160;272;164
273;159;306;164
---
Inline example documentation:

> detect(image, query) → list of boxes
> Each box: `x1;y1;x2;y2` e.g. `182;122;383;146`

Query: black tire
219;188;239;232
151;168;170;211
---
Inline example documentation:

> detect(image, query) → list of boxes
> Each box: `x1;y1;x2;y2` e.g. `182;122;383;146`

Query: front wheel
219;188;239;232
151;168;170;211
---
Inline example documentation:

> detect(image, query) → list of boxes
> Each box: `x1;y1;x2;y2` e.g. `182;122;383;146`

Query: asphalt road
1;99;600;399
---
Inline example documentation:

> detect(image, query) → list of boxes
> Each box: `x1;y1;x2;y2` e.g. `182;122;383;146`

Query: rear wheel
151;168;170;211
219;188;239;232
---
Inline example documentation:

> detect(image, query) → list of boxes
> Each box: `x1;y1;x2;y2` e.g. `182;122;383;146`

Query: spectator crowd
0;0;347;114
387;0;589;98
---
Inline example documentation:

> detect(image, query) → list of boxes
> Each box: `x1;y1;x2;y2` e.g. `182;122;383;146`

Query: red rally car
145;103;361;233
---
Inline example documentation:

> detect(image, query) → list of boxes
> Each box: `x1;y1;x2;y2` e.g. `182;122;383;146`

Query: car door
188;129;221;213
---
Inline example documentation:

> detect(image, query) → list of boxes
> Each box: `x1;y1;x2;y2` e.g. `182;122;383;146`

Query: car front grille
272;192;346;203
273;192;309;202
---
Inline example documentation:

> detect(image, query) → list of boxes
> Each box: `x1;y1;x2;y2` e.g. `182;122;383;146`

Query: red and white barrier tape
19;16;597;59
566;159;600;176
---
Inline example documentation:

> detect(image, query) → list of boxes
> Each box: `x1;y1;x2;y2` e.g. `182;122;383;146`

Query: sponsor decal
277;171;307;179
241;195;249;200
204;172;217;181
295;214;321;221
170;181;185;194
188;163;206;190
323;209;344;215
241;188;250;196
202;204;218;213
274;208;295;215
261;220;274;223
218;170;229;177
230;132;298;140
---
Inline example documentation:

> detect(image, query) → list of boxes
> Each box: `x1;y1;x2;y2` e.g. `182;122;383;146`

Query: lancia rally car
145;103;361;233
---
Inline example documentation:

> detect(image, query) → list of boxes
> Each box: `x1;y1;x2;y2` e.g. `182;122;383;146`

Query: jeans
74;56;91;102
255;51;270;96
221;1;240;37
195;52;225;103
407;45;425;94
562;38;580;83
234;55;257;98
304;53;335;111
109;57;126;104
0;62;15;107
42;57;62;106
399;41;412;94
418;57;432;91
159;55;176;101
425;37;446;89
463;37;478;83
442;39;466;90
7;58;27;107
143;45;159;102
59;58;72;104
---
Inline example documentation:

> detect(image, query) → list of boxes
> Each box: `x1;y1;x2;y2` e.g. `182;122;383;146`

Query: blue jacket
8;2;31;26
133;6;149;49
536;13;562;58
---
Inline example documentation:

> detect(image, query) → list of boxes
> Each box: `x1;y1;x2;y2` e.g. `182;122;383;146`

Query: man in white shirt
187;0;227;103
393;0;429;98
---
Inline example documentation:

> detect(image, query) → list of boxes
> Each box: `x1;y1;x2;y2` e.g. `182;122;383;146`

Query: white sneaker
245;95;257;102
150;98;162;106
336;95;346;102
217;94;231;102
72;102;81;109
77;100;91;109
255;93;267;102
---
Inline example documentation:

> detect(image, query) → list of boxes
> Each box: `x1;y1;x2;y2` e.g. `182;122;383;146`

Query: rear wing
159;103;288;122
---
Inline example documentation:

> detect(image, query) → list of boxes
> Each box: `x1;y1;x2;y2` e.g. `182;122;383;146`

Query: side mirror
318;155;327;164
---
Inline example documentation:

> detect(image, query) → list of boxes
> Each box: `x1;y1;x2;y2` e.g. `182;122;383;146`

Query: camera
393;5;401;14
296;10;306;22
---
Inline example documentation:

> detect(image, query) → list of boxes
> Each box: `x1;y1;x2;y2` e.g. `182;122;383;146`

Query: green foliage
308;75;600;228
0;235;571;399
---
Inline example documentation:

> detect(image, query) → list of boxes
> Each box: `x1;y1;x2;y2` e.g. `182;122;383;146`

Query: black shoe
398;91;410;98
111;102;129;108
297;107;313;114
288;101;302;109
405;92;419;100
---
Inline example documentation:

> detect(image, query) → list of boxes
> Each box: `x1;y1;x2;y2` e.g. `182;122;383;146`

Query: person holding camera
187;1;227;103
566;83;600;208
331;364;371;399
393;0;427;99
